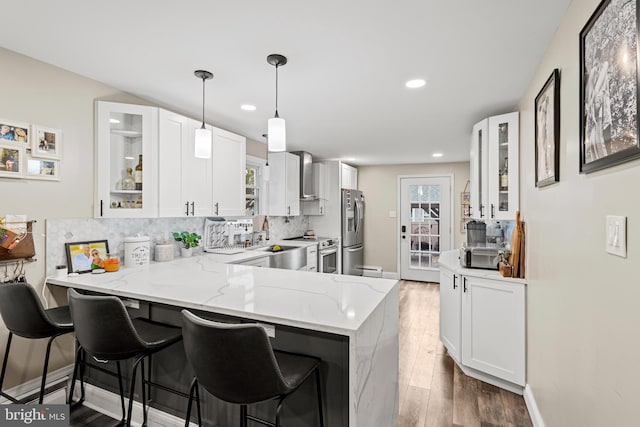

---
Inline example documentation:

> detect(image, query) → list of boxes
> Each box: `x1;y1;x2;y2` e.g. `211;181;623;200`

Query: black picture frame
580;0;640;173
535;69;561;187
65;240;109;273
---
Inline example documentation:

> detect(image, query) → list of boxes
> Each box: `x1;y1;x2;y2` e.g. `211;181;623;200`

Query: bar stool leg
240;404;247;427
0;332;14;402
38;335;56;404
68;344;83;406
185;378;200;427
194;380;202;427
126;356;144;427
141;358;148;427
116;362;126;424
315;368;325;427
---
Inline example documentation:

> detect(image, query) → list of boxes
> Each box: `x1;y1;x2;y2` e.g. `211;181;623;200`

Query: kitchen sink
252;245;307;270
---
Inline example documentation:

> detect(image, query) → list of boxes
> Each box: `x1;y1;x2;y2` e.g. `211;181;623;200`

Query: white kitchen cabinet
302;163;327;215
211;127;246;217
470;112;519;220
94;101;158;218
306;244;318;272
158;109;213;217
439;259;526;392
341;163;358;190
461;275;525;386
267;152;300;216
439;265;461;362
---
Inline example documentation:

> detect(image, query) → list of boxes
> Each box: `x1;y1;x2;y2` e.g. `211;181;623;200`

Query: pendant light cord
201;76;206;129
274;64;279;118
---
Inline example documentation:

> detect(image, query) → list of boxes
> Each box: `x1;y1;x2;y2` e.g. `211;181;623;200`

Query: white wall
358;162;469;273
519;1;639;425
0;47;146;388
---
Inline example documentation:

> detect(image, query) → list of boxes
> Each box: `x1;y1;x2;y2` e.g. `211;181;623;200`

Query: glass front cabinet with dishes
470;112;519;221
95;101;158;218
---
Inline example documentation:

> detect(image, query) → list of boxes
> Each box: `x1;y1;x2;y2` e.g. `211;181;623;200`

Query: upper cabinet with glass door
94;101;158;218
470;112;519;221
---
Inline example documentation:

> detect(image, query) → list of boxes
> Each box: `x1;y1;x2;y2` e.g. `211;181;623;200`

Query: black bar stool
0;282;74;404
181;310;325;427
67;289;183;427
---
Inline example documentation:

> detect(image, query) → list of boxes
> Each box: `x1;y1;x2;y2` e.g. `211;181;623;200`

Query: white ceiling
0;0;570;165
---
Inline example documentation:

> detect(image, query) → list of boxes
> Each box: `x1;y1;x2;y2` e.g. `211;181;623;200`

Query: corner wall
0;47;146;388
358;162;469;274
519;1;639;425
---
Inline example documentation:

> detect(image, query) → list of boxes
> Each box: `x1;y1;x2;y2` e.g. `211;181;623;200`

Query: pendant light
267;54;287;152
194;70;213;158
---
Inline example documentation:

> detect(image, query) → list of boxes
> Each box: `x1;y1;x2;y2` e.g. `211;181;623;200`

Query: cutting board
508;211;525;279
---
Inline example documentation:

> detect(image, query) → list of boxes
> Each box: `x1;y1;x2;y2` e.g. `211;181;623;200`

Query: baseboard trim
383;271;400;280
76;382;198;427
0;364;73;404
523;384;545;427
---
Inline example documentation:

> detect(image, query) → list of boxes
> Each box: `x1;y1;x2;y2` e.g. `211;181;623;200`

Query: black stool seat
181;310;325;427
0;282;75;404
68;289;183;427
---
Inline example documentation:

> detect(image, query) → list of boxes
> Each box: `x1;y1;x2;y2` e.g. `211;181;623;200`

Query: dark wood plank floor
396;280;532;427
70;280;532;427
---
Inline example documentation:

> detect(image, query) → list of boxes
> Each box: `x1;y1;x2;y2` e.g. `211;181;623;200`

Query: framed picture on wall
0;119;29;145
0;145;24;178
535;68;560;187
31;125;61;159
26;156;60;180
579;0;640;173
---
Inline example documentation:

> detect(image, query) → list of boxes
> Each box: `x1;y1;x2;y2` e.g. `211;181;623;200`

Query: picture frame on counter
579;0;640;173
0;119;29;145
65;240;110;274
535;68;560;187
32;125;61;159
26;156;59;180
0;144;24;178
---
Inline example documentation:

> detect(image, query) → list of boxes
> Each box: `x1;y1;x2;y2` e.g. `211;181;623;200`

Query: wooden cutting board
509;211;521;278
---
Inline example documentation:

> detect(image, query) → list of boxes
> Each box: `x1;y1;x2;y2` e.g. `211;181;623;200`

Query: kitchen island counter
47;254;398;426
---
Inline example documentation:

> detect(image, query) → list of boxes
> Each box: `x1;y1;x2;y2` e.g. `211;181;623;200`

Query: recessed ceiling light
405;79;426;89
241;104;256;111
345;157;356;162
109;118;120;124
432;152;443;158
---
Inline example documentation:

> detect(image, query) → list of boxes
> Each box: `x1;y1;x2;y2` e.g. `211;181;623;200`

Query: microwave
459;246;504;270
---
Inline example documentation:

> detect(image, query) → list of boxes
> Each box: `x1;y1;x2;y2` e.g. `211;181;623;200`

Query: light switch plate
606;215;627;258
389;211;396;218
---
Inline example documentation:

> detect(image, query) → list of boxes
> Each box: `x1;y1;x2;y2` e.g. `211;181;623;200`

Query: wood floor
396;280;532;427
69;280;532;427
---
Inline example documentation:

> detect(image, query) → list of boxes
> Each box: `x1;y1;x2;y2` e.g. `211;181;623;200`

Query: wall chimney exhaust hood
290;151;315;200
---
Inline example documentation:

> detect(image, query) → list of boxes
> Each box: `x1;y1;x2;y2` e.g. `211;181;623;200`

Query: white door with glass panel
400;176;452;282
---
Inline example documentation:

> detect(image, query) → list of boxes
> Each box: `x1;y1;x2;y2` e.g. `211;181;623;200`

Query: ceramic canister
155;243;174;262
124;235;150;267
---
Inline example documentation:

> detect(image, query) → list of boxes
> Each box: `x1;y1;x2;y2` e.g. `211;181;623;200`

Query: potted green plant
173;232;202;257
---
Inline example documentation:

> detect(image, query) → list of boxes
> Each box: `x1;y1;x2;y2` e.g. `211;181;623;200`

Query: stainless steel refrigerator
342;189;364;275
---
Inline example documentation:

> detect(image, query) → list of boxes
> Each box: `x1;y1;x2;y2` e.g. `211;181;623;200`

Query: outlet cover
606;215;627;258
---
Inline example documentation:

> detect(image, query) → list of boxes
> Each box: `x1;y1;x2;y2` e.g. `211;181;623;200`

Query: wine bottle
500;157;508;190
134;154;142;190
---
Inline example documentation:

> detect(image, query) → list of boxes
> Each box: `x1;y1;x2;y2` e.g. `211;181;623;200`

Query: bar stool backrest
68;289;146;360
181;310;290;404
0;283;58;339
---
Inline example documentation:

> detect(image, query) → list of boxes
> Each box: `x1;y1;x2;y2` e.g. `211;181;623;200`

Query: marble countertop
47;251;397;336
439;250;527;285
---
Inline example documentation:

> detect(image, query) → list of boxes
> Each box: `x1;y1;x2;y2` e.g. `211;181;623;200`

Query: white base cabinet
439;258;526;393
306;245;318;272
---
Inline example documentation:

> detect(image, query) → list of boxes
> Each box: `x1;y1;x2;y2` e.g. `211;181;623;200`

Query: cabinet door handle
100;200;104;217
320;206;323;214
479;204;484;218
453;275;457;289
185;202;190;216
215;203;219;216
491;204;495;218
190;202;195;216
463;277;467;293
288;206;291;215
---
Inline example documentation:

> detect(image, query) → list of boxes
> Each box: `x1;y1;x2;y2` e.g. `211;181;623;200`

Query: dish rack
203;218;254;254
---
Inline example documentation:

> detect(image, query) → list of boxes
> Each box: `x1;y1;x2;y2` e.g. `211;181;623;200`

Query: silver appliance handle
353;198;359;236
320;247;338;255
345;244;363;252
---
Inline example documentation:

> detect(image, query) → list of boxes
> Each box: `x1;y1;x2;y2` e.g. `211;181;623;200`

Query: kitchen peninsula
47;254;399;427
